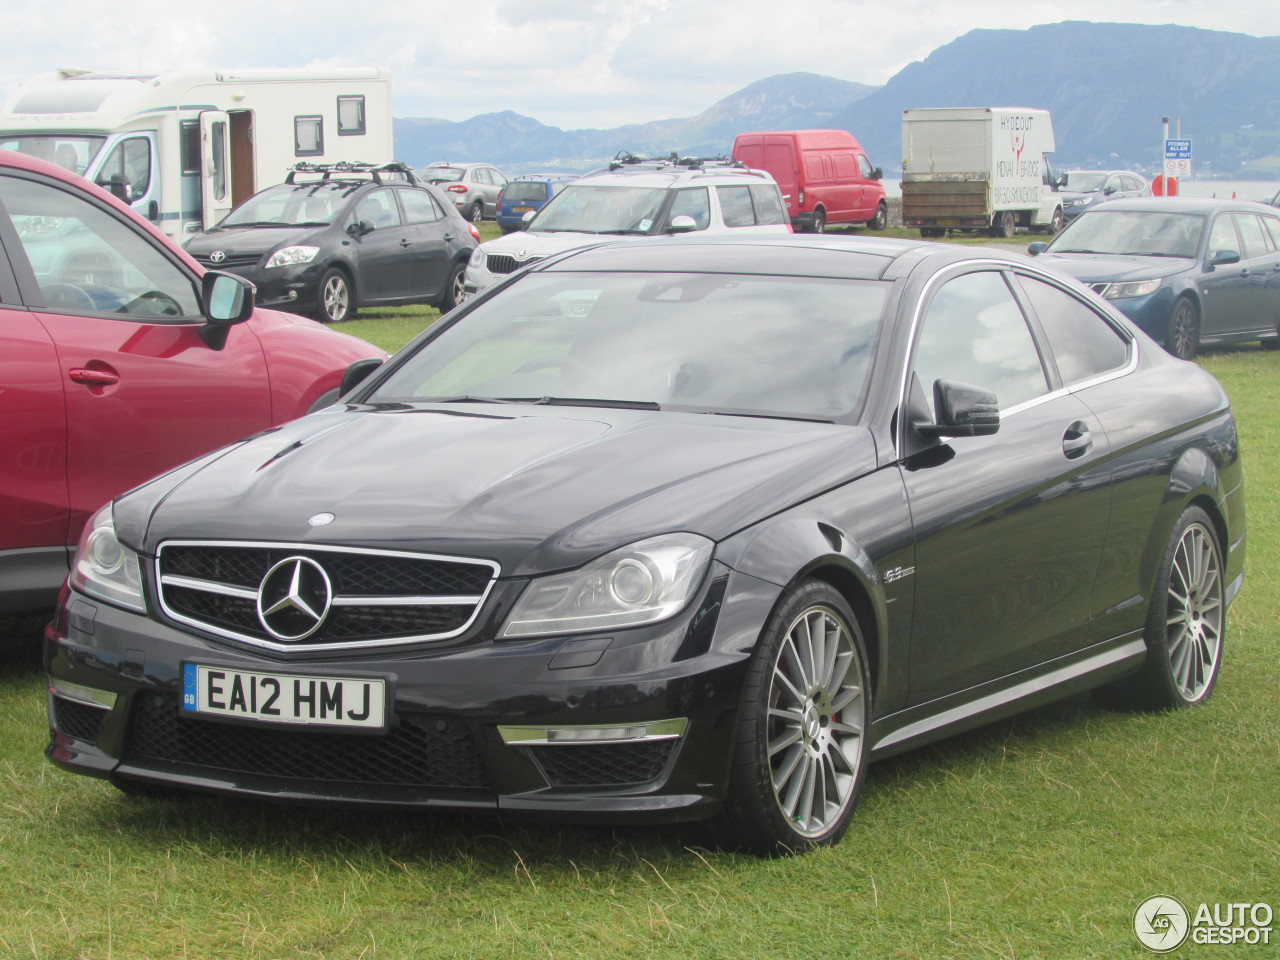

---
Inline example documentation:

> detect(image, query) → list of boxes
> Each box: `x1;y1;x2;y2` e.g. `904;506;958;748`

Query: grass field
1;252;1276;957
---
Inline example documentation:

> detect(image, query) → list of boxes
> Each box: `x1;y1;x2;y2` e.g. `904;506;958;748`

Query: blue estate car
495;174;578;233
1030;197;1280;359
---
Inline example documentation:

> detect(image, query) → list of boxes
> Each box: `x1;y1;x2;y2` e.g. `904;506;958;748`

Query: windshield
220;182;358;227
0;135;106;177
423;166;465;182
1048;210;1204;258
370;271;888;420
530;185;669;234
1062;172;1107;193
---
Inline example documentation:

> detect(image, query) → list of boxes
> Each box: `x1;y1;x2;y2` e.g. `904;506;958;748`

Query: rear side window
1017;275;1129;385
400;189;443;224
1263;215;1280;249
1232;214;1268;259
803;156;825;181
717;185;756;227
750;184;787;225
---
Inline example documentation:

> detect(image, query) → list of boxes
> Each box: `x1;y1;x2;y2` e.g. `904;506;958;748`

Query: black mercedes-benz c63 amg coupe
45;234;1246;855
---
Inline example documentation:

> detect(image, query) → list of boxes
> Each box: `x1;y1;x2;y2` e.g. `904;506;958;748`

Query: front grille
156;542;498;651
192;253;261;269
532;740;675;787
485;254;544;275
52;697;108;743
125;692;493;791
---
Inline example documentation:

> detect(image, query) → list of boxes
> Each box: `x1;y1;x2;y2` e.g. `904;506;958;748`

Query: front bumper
44;565;765;822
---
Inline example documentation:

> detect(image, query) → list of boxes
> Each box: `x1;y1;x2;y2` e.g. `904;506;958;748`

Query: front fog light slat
49;678;118;710
499;717;688;746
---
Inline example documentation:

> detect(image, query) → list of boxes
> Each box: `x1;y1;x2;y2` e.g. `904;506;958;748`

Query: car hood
185;225;325;258
482;229;624;260
1036;252;1192;283
116;405;877;577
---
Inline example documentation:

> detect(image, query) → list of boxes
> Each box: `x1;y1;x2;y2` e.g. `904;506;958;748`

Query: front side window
352;188;400;229
337;96;366;136
912;270;1049;418
0;173;200;318
667;188;709;230
295;116;323;156
370;272;888;420
1206;215;1239;261
97;137;152;201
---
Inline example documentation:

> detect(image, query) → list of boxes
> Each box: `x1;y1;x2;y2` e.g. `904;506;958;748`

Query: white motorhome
901;107;1063;238
0;67;392;239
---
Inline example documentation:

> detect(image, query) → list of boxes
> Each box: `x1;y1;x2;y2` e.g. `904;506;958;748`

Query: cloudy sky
3;1;1278;129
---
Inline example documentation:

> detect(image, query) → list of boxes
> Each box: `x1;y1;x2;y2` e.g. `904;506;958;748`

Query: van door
200;110;232;228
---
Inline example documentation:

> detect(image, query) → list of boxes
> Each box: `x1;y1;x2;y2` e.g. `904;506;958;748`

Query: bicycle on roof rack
286;161;419;185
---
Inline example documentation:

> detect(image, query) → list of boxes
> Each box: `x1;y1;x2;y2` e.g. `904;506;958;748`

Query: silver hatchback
418;162;509;222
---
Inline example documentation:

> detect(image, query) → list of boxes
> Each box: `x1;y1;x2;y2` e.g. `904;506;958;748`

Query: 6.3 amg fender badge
256;556;333;641
882;565;915;584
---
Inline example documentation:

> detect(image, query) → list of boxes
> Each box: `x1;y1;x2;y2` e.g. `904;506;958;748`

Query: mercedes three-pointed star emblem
256;556;333;641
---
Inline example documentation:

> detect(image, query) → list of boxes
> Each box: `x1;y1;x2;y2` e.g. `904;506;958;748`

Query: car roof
568;168;775;189
512;173;578;181
532;233;1023;282
1074;197;1277;214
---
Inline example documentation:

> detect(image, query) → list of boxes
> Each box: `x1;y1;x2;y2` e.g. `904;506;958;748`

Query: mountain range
392;21;1280;178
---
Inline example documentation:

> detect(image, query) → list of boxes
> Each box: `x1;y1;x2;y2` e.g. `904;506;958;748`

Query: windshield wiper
532;396;661;410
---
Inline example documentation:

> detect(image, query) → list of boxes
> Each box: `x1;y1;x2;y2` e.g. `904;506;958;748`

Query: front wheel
1047;207;1064;234
710;581;870;856
1165;297;1200;360
867;202;888;231
314;268;355;324
1095;506;1224;711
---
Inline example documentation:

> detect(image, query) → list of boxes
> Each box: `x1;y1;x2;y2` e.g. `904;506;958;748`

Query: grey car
1059;170;1149;222
418;162;509;222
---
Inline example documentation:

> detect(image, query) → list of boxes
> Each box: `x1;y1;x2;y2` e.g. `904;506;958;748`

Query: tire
809;209;826;234
469;201;485;223
1047;207;1064;234
315;268;355;324
1094;506;1224;711
989;211;1015;238
710;580;870;856
867;202;888;231
1165;297;1200;360
439;261;466;313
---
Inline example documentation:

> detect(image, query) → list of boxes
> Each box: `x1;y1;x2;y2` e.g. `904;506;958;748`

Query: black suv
185;163;479;323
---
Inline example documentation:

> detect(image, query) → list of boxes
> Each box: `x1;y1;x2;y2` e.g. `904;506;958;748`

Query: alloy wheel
1164;521;1223;702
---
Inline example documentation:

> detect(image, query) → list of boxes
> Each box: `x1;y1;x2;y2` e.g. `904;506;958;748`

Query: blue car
495;174;577;233
1029;197;1280;359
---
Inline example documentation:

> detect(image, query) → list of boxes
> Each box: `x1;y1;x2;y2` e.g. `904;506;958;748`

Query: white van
0;67;392;240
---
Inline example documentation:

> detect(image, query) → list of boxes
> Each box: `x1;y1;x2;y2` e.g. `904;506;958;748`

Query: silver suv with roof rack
463;153;791;298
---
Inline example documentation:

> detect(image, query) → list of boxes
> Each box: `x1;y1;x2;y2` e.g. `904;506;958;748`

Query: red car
0;149;384;615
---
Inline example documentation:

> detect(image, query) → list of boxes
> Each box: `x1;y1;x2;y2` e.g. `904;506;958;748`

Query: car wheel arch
718;519;889;699
1138;447;1229;593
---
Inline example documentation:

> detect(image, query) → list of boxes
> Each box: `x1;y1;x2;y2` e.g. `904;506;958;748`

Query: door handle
400;238;413;247
1062;421;1092;459
69;368;120;386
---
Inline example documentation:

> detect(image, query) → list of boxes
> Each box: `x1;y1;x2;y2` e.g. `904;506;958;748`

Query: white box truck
901;107;1063;238
0;67;393;240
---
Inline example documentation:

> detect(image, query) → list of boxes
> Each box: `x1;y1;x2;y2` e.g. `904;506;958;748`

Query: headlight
468;246;486;268
265;245;320;269
70;505;146;613
1067;197;1090;207
1100;279;1162;299
502;533;713;637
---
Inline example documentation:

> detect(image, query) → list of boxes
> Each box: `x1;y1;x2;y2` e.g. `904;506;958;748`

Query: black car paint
44;236;1246;826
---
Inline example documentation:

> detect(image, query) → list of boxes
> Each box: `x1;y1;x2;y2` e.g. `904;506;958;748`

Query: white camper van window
0;174;200;320
295;117;324;157
98;138;151;202
337;97;366;136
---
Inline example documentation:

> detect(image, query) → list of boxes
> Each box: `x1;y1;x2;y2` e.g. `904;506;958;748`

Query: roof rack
606;151;749;172
286;161;419;185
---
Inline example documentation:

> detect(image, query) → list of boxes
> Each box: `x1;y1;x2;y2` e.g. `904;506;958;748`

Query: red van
732;130;887;233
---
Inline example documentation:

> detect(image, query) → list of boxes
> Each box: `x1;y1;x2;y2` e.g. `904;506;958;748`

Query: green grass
2;323;1277;958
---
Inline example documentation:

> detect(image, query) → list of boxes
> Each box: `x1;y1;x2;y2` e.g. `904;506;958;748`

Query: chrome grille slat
155;541;499;652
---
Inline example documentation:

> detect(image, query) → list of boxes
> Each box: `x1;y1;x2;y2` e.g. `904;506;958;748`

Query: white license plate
513;205;533;212
181;663;387;730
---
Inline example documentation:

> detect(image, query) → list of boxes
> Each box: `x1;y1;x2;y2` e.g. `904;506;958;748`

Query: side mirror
520;210;536;230
1104;185;1117;196
347;219;374;237
668;214;698;234
1209;249;1241;267
1027;241;1048;256
1056;174;1067;188
871;167;883;180
916;380;1000;439
340;357;383;397
198;271;255;349
97;173;131;203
